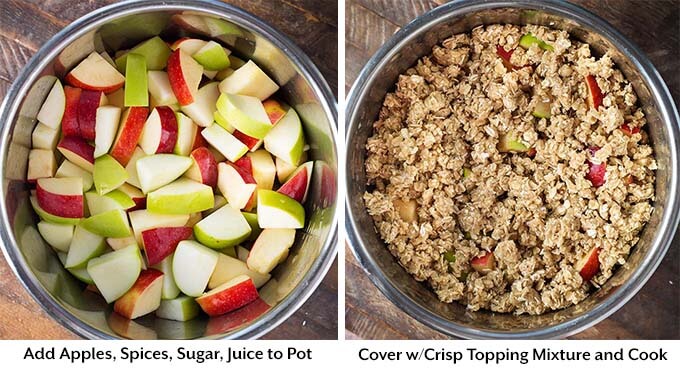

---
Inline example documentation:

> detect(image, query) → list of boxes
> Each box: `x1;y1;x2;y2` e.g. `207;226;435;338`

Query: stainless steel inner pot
345;0;679;339
0;0;337;339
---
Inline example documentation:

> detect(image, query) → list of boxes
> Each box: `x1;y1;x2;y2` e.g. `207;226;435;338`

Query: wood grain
0;0;337;340
345;0;680;340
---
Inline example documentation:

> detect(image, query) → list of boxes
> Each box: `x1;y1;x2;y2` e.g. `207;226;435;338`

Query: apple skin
118;183;146;211
36;179;83;218
196;275;259;317
586;75;603;109
471;252;495;274
262;99;287;125
167;49;203;106
576;247;601;282
232;130;262;151
187;147;218;188
110;107;149;166
586;146;606;188
57;136;95;172
77;90;107;141
277;161;312;203
65;52;125;93
61;86;82;137
205;297;270;335
141;106;179;154
113;268;164;319
142;226;193;266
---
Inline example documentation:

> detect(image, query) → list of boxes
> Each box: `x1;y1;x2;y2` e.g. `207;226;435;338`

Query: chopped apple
107;236;136;251
519;32;554;51
172;240;219;297
93;106;122;157
217;162;257;211
110;106;149;166
36;177;83;218
107;87;125;108
201;124;248;162
218;60;278;100
204;297;270;335
232;130;263;151
36;80;65;129
247;229;296;274
57;136;95;172
65;225;106;268
206;194;227;215
185;147;218;188
61;86;82;137
135;154;193;193
87;244;143;303
124;53;149;107
180;82;219;127
65;52;125;93
263;108;304;166
55;160;93;192
170;38;207;55
85;190;134;215
193;41;230;70
393;198;417;223
27;149;56;181
32;123;60;150
471;252;496;274
196;275;258;317
113;268;164;319
147;177;214;214
585;75;603;109
167;49;203;106
236;245;250;262
278;161;313;203
147;70;178;107
214;109;235;132
586;146;606;187
216;93;271;139
576;247;600;282
77;90;108;141
150;255;181;300
263;99;287;125
30;194;81;225
117;183;146;210
123;147;146;188
276;153;307;183
209;253;270;289
242;212;262;242
142;226;193;266
174;112;199;156
139;106;178;154
194;204;251;249
620;123;640;136
532;98;551;118
93;154;128;195
498;133;530;153
37;221;74;252
155;295;200;321
128;209;189;246
257;190;305;229
81;209;132;238
248;150;277;189
115;36;171;72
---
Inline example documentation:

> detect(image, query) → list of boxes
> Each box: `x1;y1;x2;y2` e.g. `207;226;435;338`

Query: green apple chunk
30;195;81;225
135;154;193;193
155;295;200;321
242;211;262;242
173;112;198;156
55;160;93;192
124;53;148;107
65;225;106;268
94;154;129;195
257;190;305;229
532;99;551;118
81;209;132;238
264;108;304;166
172;240;219;297
498;133;529;153
87;244;143;303
201;124;248;162
147;177;214;214
218;60;279;101
193;204;251;249
216;93;271;139
519;32;554;51
86;190;135;215
115;36;172;73
150;255;180;299
37;221;74;252
213;109;234;132
124;147;146;189
192;41;230;71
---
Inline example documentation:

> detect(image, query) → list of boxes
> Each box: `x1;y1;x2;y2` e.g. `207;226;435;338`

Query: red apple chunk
471;252;495;274
586;146;606;188
585;75;603;109
576;247;600;282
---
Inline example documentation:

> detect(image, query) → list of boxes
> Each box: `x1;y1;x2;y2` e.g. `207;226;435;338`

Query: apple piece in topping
66;52;125;93
586;146;606;188
531;98;551;118
497;133;529;153
392;198;417;223
218;60;279;101
36;80;65;129
113;268;164;319
110;106;149;166
61;86;82;137
585;75;603;109
167;49;203;106
518;32;554;51
278;161;313;203
142;226;193;266
620;123;640;136
27;149;57;182
471;252;495;274
78;90;108;141
576;247;600;282
139;106;178;155
495;45;516;70
196;275;258;317
124;53;149;107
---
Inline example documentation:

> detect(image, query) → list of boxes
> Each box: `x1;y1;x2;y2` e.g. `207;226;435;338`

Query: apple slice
147;177;214;214
214;109;235;132
32;123;60;150
124;53;149;107
27;149;56;181
264;108;305;166
206;194;227;215
117;183;146;210
498;133;530;153
586;146;606;188
210;253;270;289
218;60;278;101
94;105;122;157
173;112;199;156
257;190;305;229
66;52;125;93
93;154;128;195
576;247;600;282
196;275;258;317
216;93;272;139
585;75;603;109
180;82;219;127
77;90;108;141
107;236;136;251
115;36;172;72
37;221;74;252
148;70;178;107
128;209;190;246
81;209;132;238
136;154;193;193
242;212;262;242
184;147;218;188
194;204;251;249
155;295;200;321
236;245;250;262
36;80;65;129
172;240;219;297
85;190;134;215
263;99;287;125
139;106;178;154
61;86;82;137
276;152;307;183
30;195;81;225
217;162;257;211
532;98;552;119
58;136;95;172
233;130;263;152
170;38;207;55
113;268;164;319
64;225;106;268
193;41;230;70
110;106;149;166
393;199;417;223
278;161;313;203
167;49;203;106
201;124;248;162
55;160;93;192
123;147;146;188
247;229;295;274
87;244;143;303
620;123;641;136
150;254;181;299
36;177;83;218
471;252;496;274
142;226;193;266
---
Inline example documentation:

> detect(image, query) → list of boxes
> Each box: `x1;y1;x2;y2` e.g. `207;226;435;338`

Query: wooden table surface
345;0;680;339
0;0;337;340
